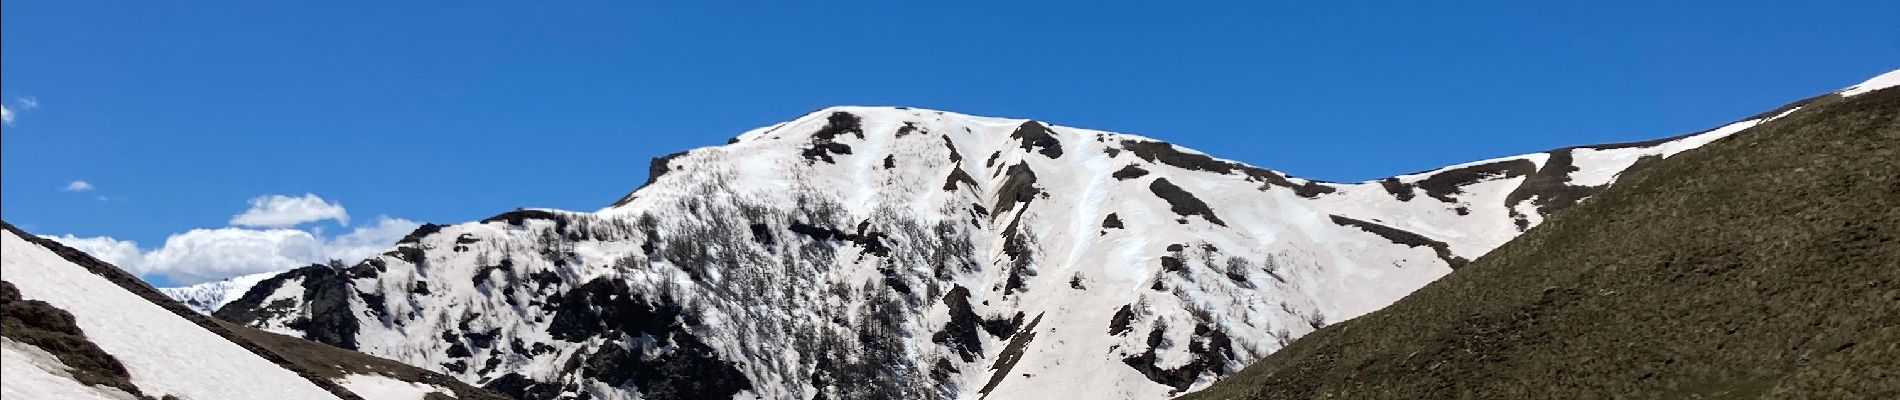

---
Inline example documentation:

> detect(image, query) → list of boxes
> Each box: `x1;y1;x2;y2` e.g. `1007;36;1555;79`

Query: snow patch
336;373;455;400
1839;68;1900;97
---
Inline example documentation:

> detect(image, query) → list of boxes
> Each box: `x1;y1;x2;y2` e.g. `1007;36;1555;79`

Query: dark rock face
397;223;447;245
786;221;892;257
897;122;923;137
610;150;695;207
1328;215;1468;268
0;281;152;399
1502;149;1614;228
941;136;963;162
943;166;978;191
471;258;514;288
1102;213;1125;229
388;246;427;265
446;342;474;358
801;112;863;164
296;266;363;350
1379;178;1415;201
992;162;1042;216
545;278;684;343
1254;171;1345;198
1160;256;1186;272
1149;178;1227;226
978;313;1044;396
749;223;776;246
644;150;692;189
1252;171;1338;198
217;264;363;350
1010;121;1064;159
1411;159;1538;203
1112;165;1151;180
482;373;565;400
1123;322;1236;394
1108;304;1136;336
1121;140;1239;174
932;286;986;362
983;312;1026;340
216;271;304;325
482;209;573;232
542;278;752;400
577;333;750;400
1121;140;1335;198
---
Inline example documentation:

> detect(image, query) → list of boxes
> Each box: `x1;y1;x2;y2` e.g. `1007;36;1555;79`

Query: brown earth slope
1180;87;1899;399
217;320;512;400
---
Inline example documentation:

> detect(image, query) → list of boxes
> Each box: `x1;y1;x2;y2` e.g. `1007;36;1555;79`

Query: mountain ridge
199;84;1846;400
165;68;1896;400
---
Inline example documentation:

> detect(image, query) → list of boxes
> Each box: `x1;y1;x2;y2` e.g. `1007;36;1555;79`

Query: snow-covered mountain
161;271;281;314
1;222;510;400
193;64;1880;400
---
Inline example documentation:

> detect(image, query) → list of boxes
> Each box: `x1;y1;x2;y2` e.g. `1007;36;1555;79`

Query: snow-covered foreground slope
216;70;1895;400
1;225;346;400
2;222;514;400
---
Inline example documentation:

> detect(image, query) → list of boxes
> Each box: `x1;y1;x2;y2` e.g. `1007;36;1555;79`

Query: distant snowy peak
160;271;279;314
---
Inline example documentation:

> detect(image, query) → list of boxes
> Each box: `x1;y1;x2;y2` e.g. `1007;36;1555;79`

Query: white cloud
46;216;421;285
229;193;350;228
324;217;426;264
43;191;418;285
44;234;149;275
136;227;326;283
3;97;38;126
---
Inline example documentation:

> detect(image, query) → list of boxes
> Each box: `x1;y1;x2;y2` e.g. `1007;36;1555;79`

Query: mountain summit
183;69;1895;400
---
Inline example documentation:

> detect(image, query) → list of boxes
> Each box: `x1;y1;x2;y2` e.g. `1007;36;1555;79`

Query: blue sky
4;1;1895;286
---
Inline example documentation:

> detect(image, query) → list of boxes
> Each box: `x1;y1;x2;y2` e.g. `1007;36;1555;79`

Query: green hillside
1181;87;1900;399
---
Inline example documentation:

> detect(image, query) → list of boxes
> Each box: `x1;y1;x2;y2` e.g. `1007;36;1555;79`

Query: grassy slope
1180;87;1899;399
216;320;512;400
